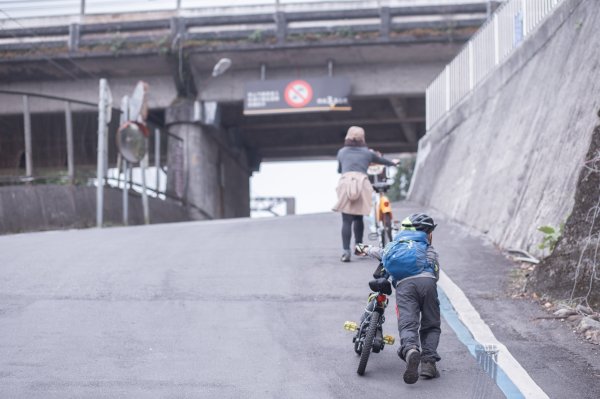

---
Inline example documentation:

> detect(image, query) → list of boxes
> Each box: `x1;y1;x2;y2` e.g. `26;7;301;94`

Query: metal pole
493;14;500;65
155;128;160;191
22;95;33;178
444;66;450;112
425;87;430;130
115;153;122;187
119;94;129;224
141;148;150;225
80;0;85;15
123;160;129;225
65;101;75;182
285;198;295;215
522;0;528;36
260;63;266;81
97;79;107;228
468;41;474;90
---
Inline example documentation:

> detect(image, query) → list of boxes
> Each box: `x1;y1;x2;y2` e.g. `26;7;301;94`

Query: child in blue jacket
357;213;441;384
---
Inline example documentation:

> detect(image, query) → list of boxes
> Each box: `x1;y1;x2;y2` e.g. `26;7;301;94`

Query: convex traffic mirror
116;121;149;163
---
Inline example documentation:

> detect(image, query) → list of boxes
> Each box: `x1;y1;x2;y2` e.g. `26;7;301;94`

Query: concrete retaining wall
0;185;189;234
409;0;600;254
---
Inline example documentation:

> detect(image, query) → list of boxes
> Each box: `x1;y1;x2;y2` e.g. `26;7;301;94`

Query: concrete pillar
379;7;390;39
165;99;250;220
68;23;80;52
274;12;286;45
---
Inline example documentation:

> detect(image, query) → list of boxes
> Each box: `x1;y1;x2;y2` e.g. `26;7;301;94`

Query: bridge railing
0;1;491;54
426;0;564;130
0;1;490;20
0;0;331;19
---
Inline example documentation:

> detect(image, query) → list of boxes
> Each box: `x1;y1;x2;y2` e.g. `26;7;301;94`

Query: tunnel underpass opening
220;95;425;161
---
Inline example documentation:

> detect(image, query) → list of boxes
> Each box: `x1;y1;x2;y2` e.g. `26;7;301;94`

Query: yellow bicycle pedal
383;335;395;345
343;321;358;331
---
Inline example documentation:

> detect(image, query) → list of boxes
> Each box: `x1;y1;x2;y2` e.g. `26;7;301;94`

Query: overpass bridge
0;0;495;222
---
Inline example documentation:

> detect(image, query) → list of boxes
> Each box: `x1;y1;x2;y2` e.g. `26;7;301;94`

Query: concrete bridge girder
0;74;177;114
0;47;441;162
190;41;462;101
0;47;450;113
194;61;446;101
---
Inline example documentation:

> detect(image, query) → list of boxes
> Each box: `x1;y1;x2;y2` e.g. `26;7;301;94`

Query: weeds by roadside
507;256;600;346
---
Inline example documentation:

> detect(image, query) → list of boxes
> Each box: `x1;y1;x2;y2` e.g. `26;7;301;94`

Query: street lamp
212;58;232;78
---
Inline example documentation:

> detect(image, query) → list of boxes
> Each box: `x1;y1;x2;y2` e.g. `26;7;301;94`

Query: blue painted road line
437;270;549;399
438;287;525;398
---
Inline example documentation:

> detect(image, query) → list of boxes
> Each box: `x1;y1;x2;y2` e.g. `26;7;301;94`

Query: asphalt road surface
1;202;599;398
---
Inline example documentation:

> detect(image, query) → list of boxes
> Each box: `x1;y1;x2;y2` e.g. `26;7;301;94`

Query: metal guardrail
0;1;491;20
425;0;564;130
0;0;333;19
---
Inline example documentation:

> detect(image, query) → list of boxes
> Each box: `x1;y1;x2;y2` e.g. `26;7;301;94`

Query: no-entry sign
244;77;351;115
284;80;313;108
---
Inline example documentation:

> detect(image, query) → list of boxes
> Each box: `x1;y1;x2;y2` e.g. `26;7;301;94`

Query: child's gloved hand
355;243;371;256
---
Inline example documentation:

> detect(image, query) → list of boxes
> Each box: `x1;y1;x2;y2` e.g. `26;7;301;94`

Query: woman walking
333;126;397;262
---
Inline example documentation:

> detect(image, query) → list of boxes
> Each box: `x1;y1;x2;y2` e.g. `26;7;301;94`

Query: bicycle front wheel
357;311;380;376
383;213;393;246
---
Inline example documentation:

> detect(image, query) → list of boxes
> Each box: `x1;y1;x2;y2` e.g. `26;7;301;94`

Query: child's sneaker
403;348;421;384
420;361;440;379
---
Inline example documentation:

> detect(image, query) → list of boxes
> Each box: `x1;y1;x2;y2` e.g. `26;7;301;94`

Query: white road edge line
438;270;550;399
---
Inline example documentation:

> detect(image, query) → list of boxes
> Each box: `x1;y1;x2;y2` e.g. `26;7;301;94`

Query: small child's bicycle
344;262;396;376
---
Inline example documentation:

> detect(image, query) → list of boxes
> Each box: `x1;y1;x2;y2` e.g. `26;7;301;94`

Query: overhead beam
262;148;416;160
242;117;424;131
260;141;416;155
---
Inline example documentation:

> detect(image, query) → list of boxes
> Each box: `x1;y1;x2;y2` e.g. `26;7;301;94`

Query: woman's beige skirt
332;171;373;216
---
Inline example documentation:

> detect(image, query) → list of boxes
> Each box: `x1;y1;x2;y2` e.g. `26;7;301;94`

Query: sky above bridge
251;160;339;215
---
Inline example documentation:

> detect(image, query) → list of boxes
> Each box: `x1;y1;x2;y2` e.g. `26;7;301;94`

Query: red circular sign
284;80;313;108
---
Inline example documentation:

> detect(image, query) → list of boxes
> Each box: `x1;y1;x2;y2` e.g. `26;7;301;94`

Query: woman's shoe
340;251;351;262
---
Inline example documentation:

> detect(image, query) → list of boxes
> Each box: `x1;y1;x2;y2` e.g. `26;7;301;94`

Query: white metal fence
426;0;564;130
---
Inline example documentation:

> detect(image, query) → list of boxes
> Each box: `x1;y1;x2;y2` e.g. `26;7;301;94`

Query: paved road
0;202;599;398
